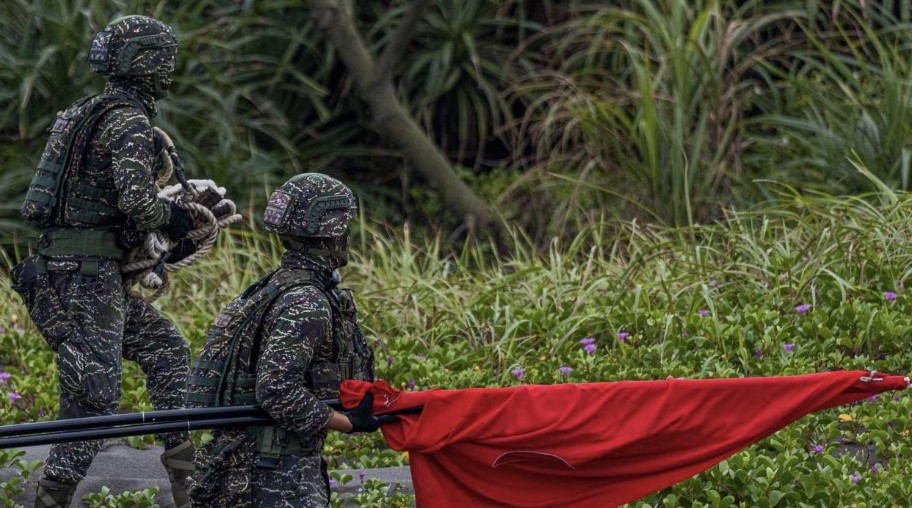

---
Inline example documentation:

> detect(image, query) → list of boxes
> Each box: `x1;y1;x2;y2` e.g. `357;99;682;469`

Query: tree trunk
308;0;498;233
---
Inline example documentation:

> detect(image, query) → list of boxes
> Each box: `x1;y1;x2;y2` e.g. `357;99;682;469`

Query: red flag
340;371;908;508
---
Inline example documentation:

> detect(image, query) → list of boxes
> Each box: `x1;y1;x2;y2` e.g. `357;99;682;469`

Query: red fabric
340;371;908;508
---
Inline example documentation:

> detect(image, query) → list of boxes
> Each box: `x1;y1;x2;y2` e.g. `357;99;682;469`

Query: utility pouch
187;437;253;504
10;254;45;301
307;362;341;393
334;288;375;381
10;254;74;350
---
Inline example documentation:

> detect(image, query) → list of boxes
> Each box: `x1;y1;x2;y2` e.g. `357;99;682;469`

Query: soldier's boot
161;439;196;508
34;478;77;508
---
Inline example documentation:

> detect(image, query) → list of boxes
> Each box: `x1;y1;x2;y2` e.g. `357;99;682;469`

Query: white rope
120;130;243;300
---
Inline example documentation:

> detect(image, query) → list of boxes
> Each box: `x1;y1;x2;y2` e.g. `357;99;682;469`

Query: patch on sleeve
213;311;233;328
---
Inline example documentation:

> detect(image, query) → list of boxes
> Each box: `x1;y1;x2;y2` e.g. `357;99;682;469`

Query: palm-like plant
373;0;543;168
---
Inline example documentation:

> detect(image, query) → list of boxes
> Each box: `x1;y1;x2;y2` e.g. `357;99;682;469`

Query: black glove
162;202;194;241
347;393;381;433
166;238;197;263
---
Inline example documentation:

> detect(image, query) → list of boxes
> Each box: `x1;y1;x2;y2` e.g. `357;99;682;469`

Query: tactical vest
22;93;142;227
187;268;374;410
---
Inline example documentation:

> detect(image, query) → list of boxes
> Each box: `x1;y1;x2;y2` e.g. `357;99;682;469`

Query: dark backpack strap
245;269;322;370
51;94;146;225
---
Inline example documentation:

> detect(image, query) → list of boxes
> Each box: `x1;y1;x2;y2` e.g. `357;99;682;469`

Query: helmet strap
282;237;349;269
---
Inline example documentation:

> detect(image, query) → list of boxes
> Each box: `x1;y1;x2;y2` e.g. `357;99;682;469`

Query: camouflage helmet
88;15;177;93
263;173;357;239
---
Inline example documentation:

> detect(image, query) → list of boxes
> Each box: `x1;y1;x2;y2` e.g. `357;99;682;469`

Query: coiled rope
120;127;243;300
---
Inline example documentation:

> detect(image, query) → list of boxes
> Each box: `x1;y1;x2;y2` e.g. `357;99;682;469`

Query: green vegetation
4;0;912;506
4;1;912;244
3;191;912;505
80;487;160;508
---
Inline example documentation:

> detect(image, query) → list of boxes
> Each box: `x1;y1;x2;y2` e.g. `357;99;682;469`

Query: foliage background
3;0;912;246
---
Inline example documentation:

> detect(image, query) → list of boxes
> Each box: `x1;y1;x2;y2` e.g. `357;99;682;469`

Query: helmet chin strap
283;237;350;269
152;68;174;99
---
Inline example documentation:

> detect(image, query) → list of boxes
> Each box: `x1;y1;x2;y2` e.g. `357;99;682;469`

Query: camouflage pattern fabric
37;258;190;482
262;173;356;239
17;51;190;484
54;80;167;233
187;430;329;508
188;251;371;507
90;15;177;99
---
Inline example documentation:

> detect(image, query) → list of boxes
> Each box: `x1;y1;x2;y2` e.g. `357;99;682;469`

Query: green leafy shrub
80;486;159;508
3;193;912;506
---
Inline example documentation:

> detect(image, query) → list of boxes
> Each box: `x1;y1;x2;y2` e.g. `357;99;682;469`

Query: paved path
0;441;413;507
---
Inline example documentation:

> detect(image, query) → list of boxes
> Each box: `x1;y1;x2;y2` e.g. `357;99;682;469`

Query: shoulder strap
244;269;324;367
217;269;322;405
51;94;146;224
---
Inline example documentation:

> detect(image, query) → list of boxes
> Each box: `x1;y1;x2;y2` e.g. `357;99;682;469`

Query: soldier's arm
99;108;169;229
255;287;338;436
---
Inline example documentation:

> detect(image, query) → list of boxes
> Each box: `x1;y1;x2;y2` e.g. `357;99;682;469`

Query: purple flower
754;349;763;359
38;407;45;418
783;343;795;353
617;332;629;342
813;444;824;454
579;337;596;347
13;326;24;336
867;394;879;403
884;291;898;302
697;310;709;317
407;380;416;391
871;465;879;476
850;474;861;484
511;368;525;380
386;357;393;368
584;344;597;355
7;392;21;402
710;280;719;288
888;421;896;430
358;472;366;483
559;366;572;377
0;372;10;383
795;304;811;315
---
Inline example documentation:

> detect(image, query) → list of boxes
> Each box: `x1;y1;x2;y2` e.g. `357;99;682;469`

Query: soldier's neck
103;79;157;118
280;249;335;273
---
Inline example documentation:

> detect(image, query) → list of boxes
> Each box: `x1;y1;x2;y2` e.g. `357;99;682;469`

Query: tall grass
509;0;800;230
502;0;912;239
746;4;912;196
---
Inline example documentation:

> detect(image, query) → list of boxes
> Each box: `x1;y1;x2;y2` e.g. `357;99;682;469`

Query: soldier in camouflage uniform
185;173;379;507
10;15;197;508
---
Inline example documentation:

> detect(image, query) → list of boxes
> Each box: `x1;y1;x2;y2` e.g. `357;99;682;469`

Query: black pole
0;403;421;449
0;403;341;438
0;416;274;449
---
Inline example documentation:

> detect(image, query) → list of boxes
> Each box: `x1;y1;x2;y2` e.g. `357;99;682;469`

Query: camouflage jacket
200;250;373;439
54;79;169;237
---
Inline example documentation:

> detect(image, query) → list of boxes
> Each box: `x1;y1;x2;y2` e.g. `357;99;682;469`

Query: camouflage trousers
19;256;190;483
188;430;329;507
